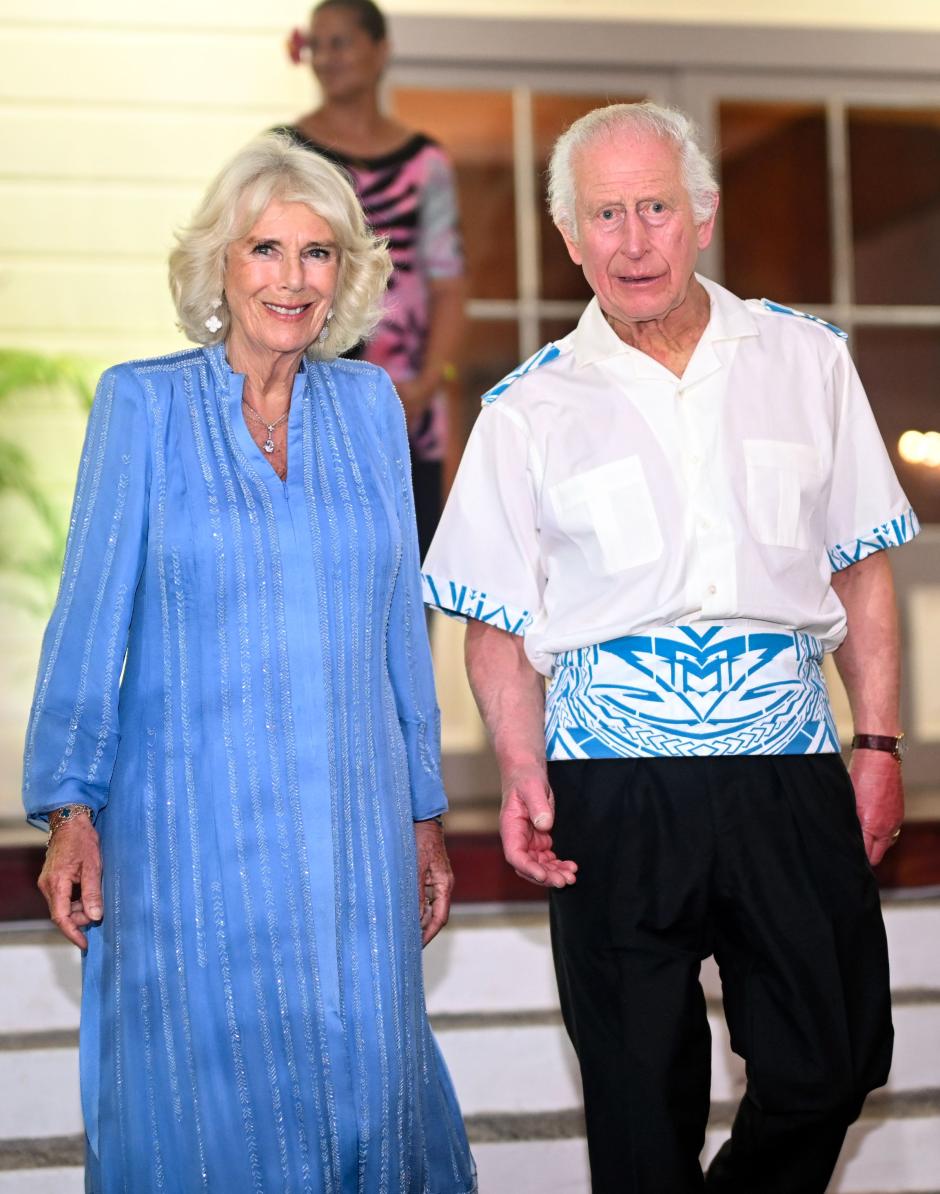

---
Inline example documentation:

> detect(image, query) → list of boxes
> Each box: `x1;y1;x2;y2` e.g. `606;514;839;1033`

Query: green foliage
0;349;96;616
0;349;94;412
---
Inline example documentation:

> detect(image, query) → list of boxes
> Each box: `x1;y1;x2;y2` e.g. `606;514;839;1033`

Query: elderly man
423;102;917;1192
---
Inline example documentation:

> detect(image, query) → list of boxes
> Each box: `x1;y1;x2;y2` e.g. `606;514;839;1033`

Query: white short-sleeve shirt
423;276;918;758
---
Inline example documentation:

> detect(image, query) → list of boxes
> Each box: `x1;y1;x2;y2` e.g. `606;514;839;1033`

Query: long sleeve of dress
22;364;150;828
382;376;448;821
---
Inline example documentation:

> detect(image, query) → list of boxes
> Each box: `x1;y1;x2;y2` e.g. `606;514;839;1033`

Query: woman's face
224;198;339;365
309;5;387;102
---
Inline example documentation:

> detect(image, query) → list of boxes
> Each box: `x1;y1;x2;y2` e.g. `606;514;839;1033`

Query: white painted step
0;943;81;1034
3;900;938;1034
0;1049;81;1140
473;1139;590;1194
830;1115;940;1191
437;1003;940;1116
2;1118;939;1194
1;898;937;1194
472;1115;940;1194
0;1170;84;1194
425;920;558;1014
425;899;940;1015
2;1000;937;1139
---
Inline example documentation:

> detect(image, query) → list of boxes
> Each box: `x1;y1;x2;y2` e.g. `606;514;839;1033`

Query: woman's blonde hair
169;132;391;358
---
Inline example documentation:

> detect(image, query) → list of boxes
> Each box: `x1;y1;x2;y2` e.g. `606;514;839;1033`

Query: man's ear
696;193;720;252
558;221;582;266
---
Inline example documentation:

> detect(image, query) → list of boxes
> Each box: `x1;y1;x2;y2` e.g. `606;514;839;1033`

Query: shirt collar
571;273;760;371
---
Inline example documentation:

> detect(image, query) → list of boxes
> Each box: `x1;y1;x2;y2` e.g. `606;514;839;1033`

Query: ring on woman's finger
890;827;902;841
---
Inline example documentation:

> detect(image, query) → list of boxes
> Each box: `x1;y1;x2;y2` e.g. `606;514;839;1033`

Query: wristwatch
851;733;905;762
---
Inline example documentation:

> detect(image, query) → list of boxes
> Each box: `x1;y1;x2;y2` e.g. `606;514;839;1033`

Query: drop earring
318;308;334;343
205;298;223;335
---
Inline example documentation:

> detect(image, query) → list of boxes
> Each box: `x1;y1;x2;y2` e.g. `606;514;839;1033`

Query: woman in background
282;0;465;558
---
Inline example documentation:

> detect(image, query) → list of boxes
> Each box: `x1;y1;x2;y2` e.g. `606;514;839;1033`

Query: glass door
385;66;671;801
689;72;940;786
388;72;667;464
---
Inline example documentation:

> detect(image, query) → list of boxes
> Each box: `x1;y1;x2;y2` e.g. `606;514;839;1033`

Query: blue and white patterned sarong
545;623;840;760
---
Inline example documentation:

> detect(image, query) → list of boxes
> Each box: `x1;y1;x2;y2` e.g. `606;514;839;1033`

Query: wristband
47;803;94;840
851;733;905;762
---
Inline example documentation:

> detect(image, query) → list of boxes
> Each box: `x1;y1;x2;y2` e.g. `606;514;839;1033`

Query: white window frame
684;68;940;337
387;62;675;359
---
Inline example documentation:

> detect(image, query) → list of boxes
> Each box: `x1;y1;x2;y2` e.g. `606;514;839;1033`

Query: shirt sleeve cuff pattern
827;506;921;571
421;573;532;636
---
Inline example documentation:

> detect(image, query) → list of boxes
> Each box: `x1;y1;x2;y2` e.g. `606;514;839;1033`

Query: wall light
898;430;940;467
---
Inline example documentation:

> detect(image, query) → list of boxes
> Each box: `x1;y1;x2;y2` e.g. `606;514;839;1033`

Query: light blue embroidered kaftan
23;345;475;1194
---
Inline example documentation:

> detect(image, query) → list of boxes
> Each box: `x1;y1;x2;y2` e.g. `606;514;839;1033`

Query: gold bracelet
47;804;94;841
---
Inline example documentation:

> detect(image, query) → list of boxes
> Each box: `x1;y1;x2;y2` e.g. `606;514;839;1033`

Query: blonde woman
24;132;475;1193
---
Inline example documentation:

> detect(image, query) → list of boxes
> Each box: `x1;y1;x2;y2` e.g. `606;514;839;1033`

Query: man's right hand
463;620;577;888
499;765;578;888
37;817;103;949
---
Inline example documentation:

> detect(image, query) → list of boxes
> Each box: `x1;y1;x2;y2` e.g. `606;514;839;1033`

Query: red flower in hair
286;27;310;65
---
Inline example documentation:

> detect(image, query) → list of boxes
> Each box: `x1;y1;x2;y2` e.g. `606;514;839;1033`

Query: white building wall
1;1;937;821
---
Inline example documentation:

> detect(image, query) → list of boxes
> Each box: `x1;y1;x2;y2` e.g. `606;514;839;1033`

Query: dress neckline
276;126;434;172
205;343;309;490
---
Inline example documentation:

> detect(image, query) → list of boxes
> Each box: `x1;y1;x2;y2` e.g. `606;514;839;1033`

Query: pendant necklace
243;399;289;454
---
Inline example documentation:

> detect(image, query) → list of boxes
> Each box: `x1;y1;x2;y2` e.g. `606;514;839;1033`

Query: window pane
719;102;832;305
849;108;940;306
534;92;643;302
391;88;517;300
853;326;940;524
540;317;580;345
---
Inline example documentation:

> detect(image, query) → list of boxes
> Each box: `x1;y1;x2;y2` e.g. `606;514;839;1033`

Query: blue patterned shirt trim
828;506;920;572
546;624;840;760
421;573;531;635
760;298;848;340
481;344;561;405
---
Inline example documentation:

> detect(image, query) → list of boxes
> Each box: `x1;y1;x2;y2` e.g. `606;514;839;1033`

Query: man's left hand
414;819;454;946
849;748;904;866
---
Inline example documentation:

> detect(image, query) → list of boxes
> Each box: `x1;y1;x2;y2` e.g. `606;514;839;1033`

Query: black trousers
548;755;893;1194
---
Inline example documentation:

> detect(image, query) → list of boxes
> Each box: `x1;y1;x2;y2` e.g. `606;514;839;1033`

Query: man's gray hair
547;101;719;237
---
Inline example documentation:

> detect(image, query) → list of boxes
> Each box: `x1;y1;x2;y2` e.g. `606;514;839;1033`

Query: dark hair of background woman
313;0;387;42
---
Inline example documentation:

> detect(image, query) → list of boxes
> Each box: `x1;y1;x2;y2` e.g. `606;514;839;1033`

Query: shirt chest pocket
548;455;663;576
743;439;820;550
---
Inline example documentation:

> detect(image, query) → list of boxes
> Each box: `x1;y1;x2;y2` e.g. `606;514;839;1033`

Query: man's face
560;130;717;337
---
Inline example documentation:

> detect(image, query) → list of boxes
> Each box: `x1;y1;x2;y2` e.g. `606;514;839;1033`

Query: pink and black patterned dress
278;128;464;553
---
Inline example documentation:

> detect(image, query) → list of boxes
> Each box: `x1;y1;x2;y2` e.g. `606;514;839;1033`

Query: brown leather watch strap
851;733;905;761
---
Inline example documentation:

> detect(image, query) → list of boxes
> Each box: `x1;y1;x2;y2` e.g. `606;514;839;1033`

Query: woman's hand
37;818;103;949
414;819;454;946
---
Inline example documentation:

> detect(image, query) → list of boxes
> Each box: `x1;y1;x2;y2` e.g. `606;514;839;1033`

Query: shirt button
706;583;717;595
699;516;712;530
